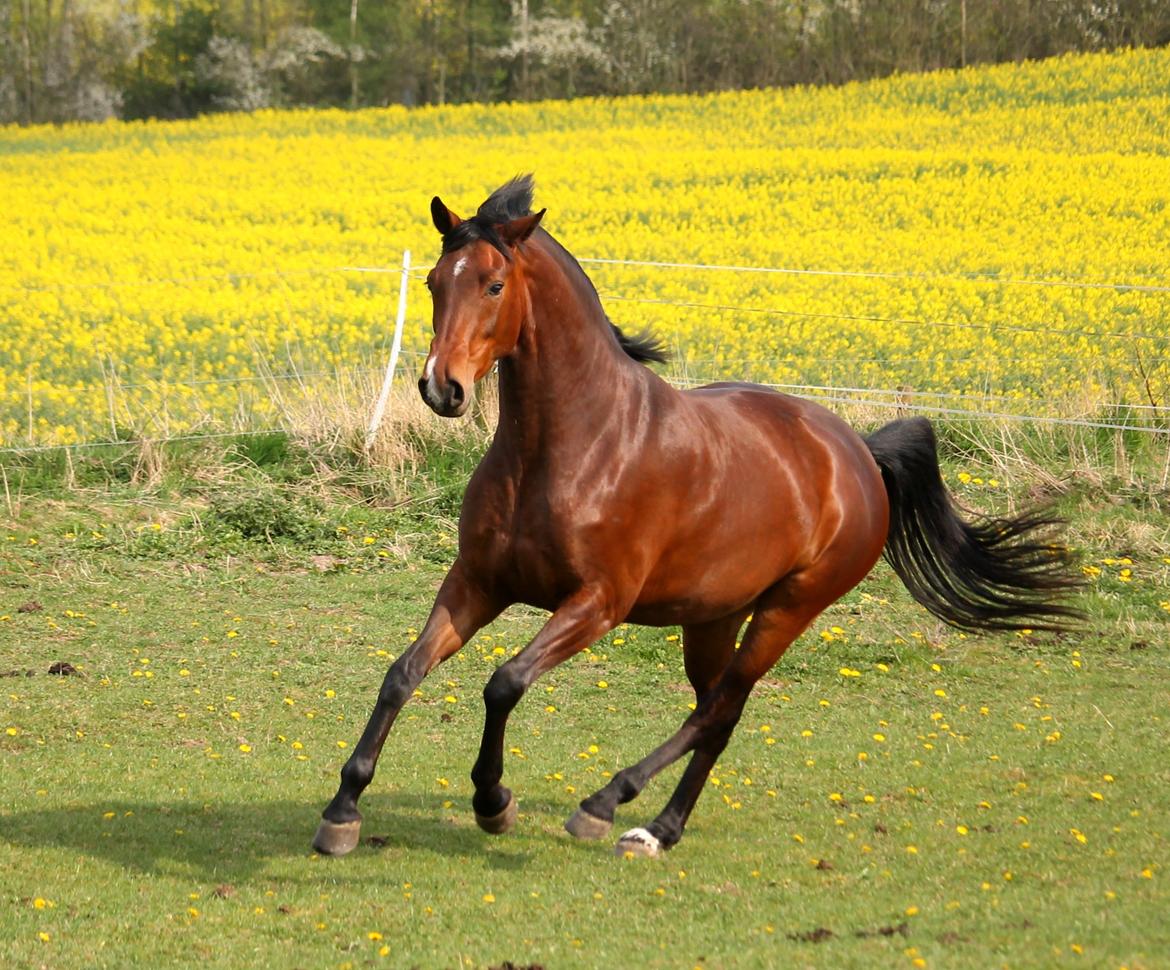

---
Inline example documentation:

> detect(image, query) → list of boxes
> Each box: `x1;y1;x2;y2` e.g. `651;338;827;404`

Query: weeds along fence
2;251;1169;482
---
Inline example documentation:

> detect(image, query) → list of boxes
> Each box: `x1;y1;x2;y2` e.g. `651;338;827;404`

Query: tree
495;0;609;99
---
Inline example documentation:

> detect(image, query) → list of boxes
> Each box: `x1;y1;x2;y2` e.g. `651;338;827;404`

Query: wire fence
3;253;1169;455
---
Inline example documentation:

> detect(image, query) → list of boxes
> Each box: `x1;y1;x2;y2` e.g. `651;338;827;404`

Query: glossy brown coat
312;178;1078;858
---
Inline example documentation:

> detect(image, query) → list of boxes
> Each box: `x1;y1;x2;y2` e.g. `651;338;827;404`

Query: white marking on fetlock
616;827;660;858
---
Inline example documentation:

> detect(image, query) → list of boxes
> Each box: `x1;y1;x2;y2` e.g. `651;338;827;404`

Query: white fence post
365;249;411;451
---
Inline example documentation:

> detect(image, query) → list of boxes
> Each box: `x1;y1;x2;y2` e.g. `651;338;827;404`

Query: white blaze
452;256;469;278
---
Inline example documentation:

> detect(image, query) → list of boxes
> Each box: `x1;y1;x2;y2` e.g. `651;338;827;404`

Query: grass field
2;442;1168;969
2;46;1170;445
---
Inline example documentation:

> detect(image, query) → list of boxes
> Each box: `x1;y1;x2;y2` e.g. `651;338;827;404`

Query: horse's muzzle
419;373;468;417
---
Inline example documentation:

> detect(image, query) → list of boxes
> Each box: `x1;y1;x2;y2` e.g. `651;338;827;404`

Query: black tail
865;417;1083;633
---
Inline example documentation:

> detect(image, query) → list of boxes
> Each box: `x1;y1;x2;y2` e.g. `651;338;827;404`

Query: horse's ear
498;208;545;247
431;197;462;235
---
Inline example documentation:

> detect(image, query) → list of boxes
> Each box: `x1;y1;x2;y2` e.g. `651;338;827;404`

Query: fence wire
3;255;1169;453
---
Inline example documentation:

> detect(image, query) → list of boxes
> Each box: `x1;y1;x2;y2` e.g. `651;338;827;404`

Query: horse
312;175;1080;859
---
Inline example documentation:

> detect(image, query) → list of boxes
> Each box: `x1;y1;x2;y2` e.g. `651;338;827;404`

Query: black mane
440;175;535;258
440;174;668;366
611;326;669;364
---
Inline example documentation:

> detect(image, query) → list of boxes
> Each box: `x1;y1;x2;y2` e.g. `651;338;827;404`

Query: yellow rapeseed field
1;47;1168;445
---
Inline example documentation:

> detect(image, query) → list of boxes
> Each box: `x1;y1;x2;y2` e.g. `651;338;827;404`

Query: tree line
2;0;1168;125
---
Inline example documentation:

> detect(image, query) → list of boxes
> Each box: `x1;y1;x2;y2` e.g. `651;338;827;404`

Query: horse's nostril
447;379;465;409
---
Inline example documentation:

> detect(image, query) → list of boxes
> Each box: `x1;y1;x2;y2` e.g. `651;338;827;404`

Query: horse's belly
626;525;805;627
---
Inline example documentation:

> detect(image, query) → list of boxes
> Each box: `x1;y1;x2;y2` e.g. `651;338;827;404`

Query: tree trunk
20;0;32;123
349;0;359;107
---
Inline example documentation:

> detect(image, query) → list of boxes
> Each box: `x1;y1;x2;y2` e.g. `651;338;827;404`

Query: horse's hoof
615;827;661;858
475;794;519;834
312;818;362;856
565;807;613;840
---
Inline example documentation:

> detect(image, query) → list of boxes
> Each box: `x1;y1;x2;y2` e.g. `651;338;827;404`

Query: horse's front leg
313;562;501;855
469;586;619;833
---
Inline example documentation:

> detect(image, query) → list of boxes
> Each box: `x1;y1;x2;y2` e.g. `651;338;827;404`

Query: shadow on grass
0;793;590;883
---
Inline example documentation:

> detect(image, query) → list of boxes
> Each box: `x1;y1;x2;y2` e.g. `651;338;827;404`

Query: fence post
365;249;411;451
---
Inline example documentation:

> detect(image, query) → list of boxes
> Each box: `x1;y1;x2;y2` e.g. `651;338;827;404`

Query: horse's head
420;195;545;417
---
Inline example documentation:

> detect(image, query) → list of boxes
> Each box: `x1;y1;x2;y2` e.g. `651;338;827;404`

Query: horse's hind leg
614;595;826;856
566;612;745;840
313;562;499;855
574;576;838;856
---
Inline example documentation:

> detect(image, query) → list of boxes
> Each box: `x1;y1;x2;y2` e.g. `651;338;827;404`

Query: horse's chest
460;478;591;607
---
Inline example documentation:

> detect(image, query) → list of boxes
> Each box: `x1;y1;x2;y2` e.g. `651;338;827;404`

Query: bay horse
313;176;1079;859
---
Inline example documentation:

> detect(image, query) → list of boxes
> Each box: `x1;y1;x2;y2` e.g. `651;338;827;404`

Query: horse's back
680;381;875;465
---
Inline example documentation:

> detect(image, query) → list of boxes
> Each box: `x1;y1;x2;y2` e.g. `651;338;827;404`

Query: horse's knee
483;662;526;714
377;662;413;710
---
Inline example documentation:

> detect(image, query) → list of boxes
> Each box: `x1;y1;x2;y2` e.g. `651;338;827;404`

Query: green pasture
1;450;1168;969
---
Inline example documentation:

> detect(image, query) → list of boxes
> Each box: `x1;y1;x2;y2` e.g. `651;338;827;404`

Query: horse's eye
487;281;504;296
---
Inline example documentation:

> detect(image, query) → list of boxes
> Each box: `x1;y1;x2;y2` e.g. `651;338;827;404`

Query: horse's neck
495;240;638;459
